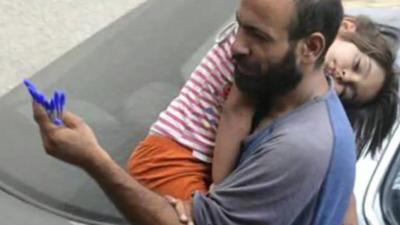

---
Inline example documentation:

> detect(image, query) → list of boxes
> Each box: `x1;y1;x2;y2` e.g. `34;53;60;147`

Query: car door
359;121;400;225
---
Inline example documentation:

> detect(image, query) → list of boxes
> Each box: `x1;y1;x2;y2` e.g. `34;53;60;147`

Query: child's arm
212;84;255;185
343;194;359;225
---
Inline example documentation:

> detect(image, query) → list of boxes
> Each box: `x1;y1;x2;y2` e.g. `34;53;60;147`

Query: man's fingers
165;195;177;206
164;196;189;223
62;111;83;128
32;101;56;131
175;201;189;222
33;101;84;130
183;201;194;225
165;196;194;225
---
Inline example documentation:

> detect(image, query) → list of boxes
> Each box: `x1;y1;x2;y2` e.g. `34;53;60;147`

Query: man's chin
234;71;266;98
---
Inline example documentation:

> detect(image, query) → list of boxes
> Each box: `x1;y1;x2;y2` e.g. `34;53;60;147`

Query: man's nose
231;28;250;57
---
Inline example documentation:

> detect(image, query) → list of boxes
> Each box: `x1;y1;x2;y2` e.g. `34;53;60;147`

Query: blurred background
0;0;146;97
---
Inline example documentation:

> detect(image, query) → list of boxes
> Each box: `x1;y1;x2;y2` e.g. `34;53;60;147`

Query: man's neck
255;69;329;131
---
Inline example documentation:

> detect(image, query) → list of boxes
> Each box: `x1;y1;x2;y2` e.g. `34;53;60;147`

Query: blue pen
53;90;66;126
60;92;66;114
24;79;44;106
24;79;67;126
53;91;62;125
24;79;37;91
56;92;66;126
50;99;55;121
54;91;59;118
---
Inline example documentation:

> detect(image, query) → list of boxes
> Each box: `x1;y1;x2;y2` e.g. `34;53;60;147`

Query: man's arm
212;84;254;184
32;102;185;225
86;150;186;225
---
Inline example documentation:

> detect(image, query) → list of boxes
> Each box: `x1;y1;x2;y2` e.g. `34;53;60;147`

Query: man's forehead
238;0;295;31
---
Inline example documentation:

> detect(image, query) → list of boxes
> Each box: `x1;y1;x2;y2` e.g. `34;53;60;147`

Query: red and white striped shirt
149;28;236;163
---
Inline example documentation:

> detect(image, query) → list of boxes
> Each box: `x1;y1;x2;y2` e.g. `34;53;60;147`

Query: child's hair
341;15;399;157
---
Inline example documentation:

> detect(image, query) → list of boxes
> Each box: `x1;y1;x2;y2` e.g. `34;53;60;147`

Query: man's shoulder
242;90;355;169
245;121;333;175
277;90;354;148
273;98;335;149
248;95;351;165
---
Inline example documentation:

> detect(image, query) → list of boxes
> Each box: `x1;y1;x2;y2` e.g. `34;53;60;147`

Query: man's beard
234;46;303;106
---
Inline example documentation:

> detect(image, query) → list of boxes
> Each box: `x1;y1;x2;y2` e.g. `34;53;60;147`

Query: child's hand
223;83;255;116
222;83;255;133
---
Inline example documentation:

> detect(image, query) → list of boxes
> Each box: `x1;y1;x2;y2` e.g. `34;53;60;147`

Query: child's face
324;37;385;105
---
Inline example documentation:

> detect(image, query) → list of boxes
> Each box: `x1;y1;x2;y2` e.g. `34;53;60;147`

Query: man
32;0;356;224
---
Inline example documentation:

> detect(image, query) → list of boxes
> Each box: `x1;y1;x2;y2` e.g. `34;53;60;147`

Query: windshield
0;0;237;224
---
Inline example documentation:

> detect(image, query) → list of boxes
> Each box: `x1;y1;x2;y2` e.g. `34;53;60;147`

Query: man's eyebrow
235;13;274;40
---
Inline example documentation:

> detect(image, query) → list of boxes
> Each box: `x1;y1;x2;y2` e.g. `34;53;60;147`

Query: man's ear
340;17;357;33
299;32;325;65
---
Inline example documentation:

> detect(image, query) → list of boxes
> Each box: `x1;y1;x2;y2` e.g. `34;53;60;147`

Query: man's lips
236;64;256;76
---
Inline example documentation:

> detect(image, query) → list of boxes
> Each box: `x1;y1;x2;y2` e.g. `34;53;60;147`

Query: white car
346;7;400;225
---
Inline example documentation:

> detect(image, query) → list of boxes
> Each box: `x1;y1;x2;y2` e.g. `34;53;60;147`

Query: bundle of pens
24;79;67;126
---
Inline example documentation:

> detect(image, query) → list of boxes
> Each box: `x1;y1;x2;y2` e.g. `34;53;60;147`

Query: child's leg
126;135;211;200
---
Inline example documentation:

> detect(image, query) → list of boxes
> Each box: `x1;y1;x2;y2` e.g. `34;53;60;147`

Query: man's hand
165;196;194;225
32;101;109;169
33;101;189;225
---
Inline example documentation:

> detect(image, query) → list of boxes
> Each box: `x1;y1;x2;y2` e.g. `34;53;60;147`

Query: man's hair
340;16;399;157
288;0;344;67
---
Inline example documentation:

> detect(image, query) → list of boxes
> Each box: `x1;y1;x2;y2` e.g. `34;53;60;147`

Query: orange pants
127;135;211;200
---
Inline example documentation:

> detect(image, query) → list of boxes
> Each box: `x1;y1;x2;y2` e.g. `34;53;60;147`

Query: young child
127;27;239;199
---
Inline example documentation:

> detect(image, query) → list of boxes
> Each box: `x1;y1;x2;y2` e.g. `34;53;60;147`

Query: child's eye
353;57;361;72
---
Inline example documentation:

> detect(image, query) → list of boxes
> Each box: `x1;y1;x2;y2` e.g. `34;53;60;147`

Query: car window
0;0;236;224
